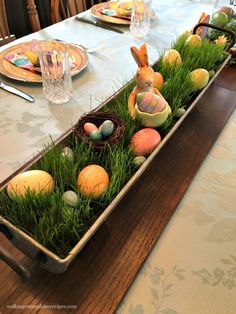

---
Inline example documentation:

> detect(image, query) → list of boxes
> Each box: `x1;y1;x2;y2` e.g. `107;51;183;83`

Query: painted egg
61;147;74;161
175;108;186;118
62;190;79;207
77;164;109;199
209;70;215;79
130;128;161;156
185;34;202;46
162;49;182;65
133;156;147;168
89;130;103;141
7;170;54;197
190;68;209;90
137;92;166;114
83;122;98;135
99;120;114;137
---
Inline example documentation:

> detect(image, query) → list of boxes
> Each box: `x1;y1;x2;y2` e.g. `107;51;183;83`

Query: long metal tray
2;18;236;279
0;54;231;280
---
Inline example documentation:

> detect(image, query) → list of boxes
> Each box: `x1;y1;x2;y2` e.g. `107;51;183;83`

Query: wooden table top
0;65;236;314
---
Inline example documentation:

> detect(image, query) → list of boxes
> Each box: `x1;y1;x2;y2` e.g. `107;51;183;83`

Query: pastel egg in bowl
134;92;171;127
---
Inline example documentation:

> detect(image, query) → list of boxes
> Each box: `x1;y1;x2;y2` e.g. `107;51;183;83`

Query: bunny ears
131;44;149;67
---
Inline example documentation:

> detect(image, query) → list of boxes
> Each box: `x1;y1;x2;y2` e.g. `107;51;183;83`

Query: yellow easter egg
190;68;209;90
24;50;39;65
77;165;109;199
179;30;192;39
185;34;202;46
7;170;54;197
162;49;182;66
115;1;132;16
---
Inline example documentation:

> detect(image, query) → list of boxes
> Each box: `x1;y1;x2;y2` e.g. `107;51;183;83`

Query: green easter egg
62;190;79;207
175;108;186;118
90;130;103;141
211;12;229;27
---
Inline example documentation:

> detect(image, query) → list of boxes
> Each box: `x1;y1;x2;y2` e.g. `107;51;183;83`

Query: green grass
0;35;227;258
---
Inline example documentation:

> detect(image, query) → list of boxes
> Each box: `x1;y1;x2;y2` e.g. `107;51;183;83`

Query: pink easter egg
130;128;161;156
83;122;98;135
137;92;166;114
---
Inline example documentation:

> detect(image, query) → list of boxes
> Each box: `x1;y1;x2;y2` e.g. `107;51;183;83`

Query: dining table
0;0;236;313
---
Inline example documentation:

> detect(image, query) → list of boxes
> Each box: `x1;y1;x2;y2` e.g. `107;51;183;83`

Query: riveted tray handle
0;225;31;281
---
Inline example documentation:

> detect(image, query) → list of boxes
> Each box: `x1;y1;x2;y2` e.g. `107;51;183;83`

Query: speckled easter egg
62;190;79;207
89;130;103;141
61;147;74;161
7;170;54;197
162;49;182;65
175;107;186;118
83;122;98;135
133;156;147;168
130;128;161;156
137;92;166;114
99;120;114;137
77;164;109;199
190;68;209;90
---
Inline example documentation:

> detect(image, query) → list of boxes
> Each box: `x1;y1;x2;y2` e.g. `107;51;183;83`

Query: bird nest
74;111;125;149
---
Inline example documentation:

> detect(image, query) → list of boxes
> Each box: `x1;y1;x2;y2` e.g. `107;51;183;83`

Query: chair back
0;0;16;46
26;0;41;32
51;0;104;24
26;0;105;32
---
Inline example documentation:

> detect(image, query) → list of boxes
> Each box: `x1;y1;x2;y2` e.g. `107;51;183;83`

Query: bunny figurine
128;44;171;128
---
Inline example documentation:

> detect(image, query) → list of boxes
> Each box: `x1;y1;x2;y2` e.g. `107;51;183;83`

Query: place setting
90;1;132;25
76;0;156;39
0;39;89;83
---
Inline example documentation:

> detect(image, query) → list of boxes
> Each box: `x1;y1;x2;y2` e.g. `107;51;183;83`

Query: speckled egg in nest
74;111;125;149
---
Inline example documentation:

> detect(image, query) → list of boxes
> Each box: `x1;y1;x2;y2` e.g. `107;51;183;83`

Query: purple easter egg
137;92;166;113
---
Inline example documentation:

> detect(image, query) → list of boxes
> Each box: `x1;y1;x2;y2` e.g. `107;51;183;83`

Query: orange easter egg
7;170;54;197
83;122;98;135
130;128;161;156
77;164;109;199
152;72;164;90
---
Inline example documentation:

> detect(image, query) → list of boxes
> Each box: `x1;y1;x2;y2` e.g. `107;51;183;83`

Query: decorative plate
90;2;131;25
0;41;88;83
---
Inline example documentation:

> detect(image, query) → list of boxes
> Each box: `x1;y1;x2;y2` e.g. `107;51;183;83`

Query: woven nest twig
74;111;125;149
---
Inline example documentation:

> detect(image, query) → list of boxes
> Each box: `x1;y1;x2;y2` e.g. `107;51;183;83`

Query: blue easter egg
90;130;103;141
15;57;29;66
99;120;114;137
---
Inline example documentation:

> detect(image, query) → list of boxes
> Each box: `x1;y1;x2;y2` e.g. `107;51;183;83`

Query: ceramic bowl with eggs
134;91;172;128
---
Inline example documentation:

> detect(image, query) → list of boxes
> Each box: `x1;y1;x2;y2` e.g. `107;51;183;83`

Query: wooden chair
27;0;41;32
0;0;16;46
51;0;105;24
26;0;104;32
